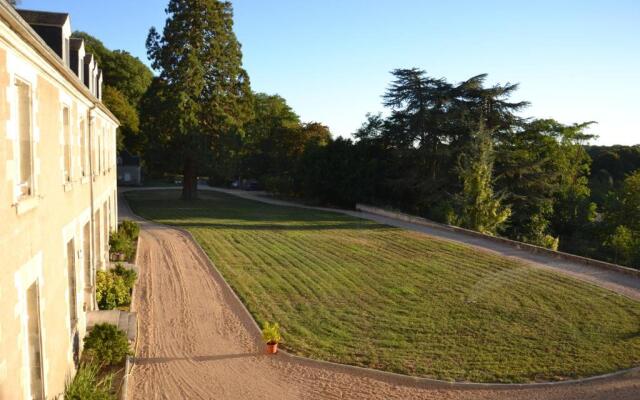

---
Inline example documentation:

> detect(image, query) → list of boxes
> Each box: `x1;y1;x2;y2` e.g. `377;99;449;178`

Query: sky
19;0;640;145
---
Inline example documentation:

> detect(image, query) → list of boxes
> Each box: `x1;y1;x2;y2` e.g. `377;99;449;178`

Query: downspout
88;103;97;310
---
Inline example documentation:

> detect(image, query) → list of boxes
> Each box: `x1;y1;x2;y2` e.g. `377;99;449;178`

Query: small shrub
113;264;137;290
64;361;114;400
109;231;135;261
96;271;130;310
83;324;131;366
120;220;140;241
262;322;282;345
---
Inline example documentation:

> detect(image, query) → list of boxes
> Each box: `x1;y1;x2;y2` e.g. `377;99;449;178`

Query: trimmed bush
113;263;138;290
83;324;131;366
96;271;130;310
109;230;135;261
109;220;139;261
120;220;140;241
64;361;114;400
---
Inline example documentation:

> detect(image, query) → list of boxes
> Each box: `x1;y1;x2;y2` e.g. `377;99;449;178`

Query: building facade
0;3;119;399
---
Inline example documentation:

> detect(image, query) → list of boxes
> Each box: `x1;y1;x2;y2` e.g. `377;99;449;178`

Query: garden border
122;189;640;390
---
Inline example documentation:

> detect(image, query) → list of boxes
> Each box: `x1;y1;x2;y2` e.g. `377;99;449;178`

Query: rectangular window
102;128;106;174
80;118;87;177
93;130;102;175
63;106;71;182
83;222;92;291
103;203;108;258
16;80;33;199
27;282;44;400
67;239;78;331
94;210;101;268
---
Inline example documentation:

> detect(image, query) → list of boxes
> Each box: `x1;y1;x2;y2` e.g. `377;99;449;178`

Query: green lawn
125;189;640;383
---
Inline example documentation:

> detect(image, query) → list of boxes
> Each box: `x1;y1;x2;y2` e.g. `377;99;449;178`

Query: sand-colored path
122;189;640;400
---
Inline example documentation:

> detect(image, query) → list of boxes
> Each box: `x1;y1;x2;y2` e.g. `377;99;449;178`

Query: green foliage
606;226;637;266
109;220;139;261
495;119;595;250
454;125;510;235
616;171;640;232
601;171;640;267
96;270;130;310
83;324;131;366
262;322;282;345
113;264;138;289
146;0;253;200
103;86;138;151
234;93;333;192
120;220;140;241
64;362;114;400
71;31;152;154
109;231;135;261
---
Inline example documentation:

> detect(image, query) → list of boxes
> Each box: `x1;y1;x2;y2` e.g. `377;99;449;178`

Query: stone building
0;3;119;399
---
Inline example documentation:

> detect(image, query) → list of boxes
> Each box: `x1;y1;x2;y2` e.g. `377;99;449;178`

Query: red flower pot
266;342;278;354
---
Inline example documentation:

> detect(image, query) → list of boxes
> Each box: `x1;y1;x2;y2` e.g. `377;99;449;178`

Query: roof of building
16;9;69;27
1;3;119;124
70;37;84;50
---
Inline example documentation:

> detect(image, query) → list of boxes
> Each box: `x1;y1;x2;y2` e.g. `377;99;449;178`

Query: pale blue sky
19;0;640;145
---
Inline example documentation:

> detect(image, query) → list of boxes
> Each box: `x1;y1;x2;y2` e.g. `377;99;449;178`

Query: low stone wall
356;204;640;278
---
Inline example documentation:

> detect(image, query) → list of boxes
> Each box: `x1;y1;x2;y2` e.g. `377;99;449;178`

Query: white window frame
62;104;72;184
14;77;36;202
79;116;88;180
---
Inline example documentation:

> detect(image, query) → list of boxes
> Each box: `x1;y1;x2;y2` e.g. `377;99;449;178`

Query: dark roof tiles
16;9;69;26
70;37;84;50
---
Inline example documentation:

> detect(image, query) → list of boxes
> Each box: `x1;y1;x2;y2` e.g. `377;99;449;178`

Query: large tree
146;0;252;200
495;119;594;249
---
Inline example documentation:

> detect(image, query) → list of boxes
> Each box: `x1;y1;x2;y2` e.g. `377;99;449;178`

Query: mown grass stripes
126;190;640;383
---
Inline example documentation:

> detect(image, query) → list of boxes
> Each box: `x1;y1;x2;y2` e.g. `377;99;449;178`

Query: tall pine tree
146;0;252;199
454;123;511;235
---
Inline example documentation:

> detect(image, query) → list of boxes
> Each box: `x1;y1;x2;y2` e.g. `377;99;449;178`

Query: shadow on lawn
133;352;263;365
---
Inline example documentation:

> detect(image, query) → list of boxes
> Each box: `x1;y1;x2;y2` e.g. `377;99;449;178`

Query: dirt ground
123;191;640;400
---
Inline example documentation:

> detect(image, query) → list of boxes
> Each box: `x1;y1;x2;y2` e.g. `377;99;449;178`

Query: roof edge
0;3;119;125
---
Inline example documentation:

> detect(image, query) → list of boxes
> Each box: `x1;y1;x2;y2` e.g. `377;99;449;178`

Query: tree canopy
145;0;252;199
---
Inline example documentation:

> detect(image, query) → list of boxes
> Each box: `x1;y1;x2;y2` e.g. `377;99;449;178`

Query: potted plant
262;322;281;354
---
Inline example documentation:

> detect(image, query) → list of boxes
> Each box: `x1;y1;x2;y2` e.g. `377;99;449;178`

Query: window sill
15;197;38;215
63;182;73;192
81;176;89;185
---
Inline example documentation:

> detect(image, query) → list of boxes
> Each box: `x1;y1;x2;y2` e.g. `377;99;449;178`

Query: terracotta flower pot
266;342;278;354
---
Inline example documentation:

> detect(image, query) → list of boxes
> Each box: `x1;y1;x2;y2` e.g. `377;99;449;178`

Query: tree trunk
182;157;197;200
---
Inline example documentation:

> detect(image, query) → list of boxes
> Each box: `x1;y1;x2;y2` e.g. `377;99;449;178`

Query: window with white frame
26;281;44;400
67;239;78;330
102;127;107;174
80;117;88;177
16;79;34;199
63;106;72;182
96;129;102;176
